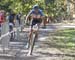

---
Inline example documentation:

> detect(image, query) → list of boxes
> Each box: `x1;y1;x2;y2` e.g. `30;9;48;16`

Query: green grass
49;28;75;54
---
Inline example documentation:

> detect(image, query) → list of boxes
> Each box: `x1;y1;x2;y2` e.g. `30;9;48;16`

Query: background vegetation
0;0;66;16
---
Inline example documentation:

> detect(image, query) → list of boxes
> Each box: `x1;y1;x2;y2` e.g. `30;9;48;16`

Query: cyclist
26;5;44;48
8;11;15;40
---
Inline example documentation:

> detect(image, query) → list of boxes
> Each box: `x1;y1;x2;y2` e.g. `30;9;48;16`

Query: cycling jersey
28;9;44;16
8;14;14;24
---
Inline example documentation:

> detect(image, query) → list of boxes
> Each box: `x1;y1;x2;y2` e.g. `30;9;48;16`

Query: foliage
45;0;66;17
0;0;66;17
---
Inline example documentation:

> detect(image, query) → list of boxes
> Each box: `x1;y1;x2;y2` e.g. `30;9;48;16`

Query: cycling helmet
33;4;39;9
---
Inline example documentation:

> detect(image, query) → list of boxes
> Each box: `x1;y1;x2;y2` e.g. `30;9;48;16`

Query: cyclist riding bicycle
26;5;44;48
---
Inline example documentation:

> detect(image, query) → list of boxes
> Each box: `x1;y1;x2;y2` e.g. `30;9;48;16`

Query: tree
0;0;66;17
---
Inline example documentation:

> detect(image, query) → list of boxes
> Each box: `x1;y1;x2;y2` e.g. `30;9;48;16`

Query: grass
48;28;75;55
36;28;75;60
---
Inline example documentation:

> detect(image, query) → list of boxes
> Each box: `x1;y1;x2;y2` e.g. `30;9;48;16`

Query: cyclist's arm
40;10;45;19
26;10;32;23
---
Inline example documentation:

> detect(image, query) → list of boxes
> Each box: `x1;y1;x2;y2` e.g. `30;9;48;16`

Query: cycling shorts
31;18;42;27
9;23;14;31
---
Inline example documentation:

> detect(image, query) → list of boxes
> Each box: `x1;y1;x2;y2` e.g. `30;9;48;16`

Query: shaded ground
0;22;75;60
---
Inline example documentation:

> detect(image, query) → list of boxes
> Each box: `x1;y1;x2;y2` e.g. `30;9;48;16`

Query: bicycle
27;23;39;55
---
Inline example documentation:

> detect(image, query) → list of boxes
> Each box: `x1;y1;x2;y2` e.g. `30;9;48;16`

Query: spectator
16;12;22;26
8;11;15;40
0;10;5;36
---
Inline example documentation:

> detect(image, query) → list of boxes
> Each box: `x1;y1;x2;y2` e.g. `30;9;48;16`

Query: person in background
16;12;22;26
42;15;47;28
8;11;15;40
0;10;5;36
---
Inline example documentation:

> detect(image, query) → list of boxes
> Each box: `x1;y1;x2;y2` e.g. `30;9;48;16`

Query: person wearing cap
26;4;44;48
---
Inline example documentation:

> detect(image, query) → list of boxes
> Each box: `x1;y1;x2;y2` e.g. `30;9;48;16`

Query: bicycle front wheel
27;33;37;55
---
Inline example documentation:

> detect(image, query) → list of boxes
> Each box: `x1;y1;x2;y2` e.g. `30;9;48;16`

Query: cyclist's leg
26;20;35;48
35;20;42;39
18;19;20;25
27;20;38;55
9;25;13;38
28;20;36;40
9;24;13;32
9;23;14;40
28;26;33;41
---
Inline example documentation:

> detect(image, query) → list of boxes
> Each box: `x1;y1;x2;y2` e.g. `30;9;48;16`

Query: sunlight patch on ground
52;36;70;39
38;37;48;41
66;42;75;47
0;48;3;52
36;48;63;55
21;49;28;53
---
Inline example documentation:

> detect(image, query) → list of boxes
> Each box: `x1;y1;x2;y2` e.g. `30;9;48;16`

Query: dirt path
0;23;75;60
13;24;75;60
